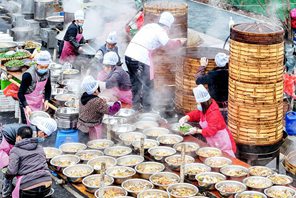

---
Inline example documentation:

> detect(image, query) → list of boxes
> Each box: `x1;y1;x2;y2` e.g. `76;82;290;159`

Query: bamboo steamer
283;151;296;175
229;23;284;146
175;47;229;113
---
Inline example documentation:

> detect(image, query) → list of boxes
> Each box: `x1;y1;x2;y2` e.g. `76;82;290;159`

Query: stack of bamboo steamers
228;23;285;146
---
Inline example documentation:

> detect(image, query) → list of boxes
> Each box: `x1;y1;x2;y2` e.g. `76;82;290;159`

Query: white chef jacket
125;23;170;66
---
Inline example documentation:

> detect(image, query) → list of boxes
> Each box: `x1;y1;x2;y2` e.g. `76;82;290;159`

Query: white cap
35;51;51;65
81;75;99;95
103;51;119;66
215;53;229;67
193;85;211;103
106;31;117;44
159;12;175;28
35;117;57;136
74;10;84;21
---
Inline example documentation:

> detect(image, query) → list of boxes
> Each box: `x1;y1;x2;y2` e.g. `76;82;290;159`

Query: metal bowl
264;186;296;198
62;69;80;79
170;122;193;135
54;94;77;106
143;127;170;139
52;87;68;96
82;174;114;193
117;155;144;167
204;157;232;172
135;162;165;180
196;147;222;162
149;172;180;190
63;164;93;183
220;165;249;182
267;174;293;186
138;112;161;122
75;150;104;163
119;132;146;146
243;176;273;192
106;166;136;184
104;146;132;158
132;139;159;152
116;108;136;120
167;183;199;198
58;79;80;87
43;147;62;160
55;107;79;120
64;99;79;108
184;163;211;181
49;63;62;70
87;139;114;150
248;166;274;177
148;146;176;161
137;189;170;198
215;181;246;198
112;124;136;139
87;156;117;174
235;191;267;198
29;111;50;126
173;142;200;157
164;154;195;171
102;116;127;126
195;172;226;190
95;186;127;198
0;42;17;52
122;179;154;197
50;154;80;172
134;121;159;131
157;134;183;147
59;142;87;154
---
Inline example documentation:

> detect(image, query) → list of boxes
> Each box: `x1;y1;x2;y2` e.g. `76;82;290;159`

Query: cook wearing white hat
106;31;117;44
215;53;229;67
193;84;211;103
34;117;57;137
159;12;175;28
81;76;100;95
74;10;84;22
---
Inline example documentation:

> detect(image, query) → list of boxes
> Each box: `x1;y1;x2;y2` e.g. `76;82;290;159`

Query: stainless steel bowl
134;121;159;131
138;112;161;122
235;191;267;198
135;162;165;180
204;157;232;172
267;174;293;186
148;146;176;161
243;176;273;192
87;156;117;174
122;179;154;197
59;143;87;154
43;147;62;160
220;165;249;182
58;79;80;87
143;127;170;139
248;166;274;177
82;174;114;193
117;155;144;167
112;124;136;139
62;69;80;79
264;186;296;198
75;150;104;163
94;186;127;198
164;154;195;171
54;94;77;106
170;122;193;135
63;164;93;183
104;146;132;158
87;139;114;150
173;142;200;157
119;132;146;146
55;107;79;120
196;147;222;162
149;172;180;190
102;116;127;126
64;99;79;108
50;154;80;172
157;134;183;147
116;108;136;118
184;163;211;181
132;139;159;152
195;172;226;190
215;181;246;198
51;87;68;96
137;189;169;198
106;166;136;184
167;183;199;198
29;111;50;126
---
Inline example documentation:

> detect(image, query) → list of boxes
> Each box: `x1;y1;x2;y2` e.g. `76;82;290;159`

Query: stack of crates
0;90;15;112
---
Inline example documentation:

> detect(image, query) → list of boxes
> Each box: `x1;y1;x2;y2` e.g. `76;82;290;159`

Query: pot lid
0;42;17;49
180;47;229;59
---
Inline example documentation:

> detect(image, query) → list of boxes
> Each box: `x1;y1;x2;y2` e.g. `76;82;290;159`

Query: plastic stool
55;129;79;148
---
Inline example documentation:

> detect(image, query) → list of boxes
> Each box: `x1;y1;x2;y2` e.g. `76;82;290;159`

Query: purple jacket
105;66;132;91
6;138;51;189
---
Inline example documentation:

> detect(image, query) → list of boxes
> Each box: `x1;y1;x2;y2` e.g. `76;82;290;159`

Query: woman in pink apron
17;51;52;124
60;10;85;64
78;76;121;140
97;52;133;105
179;85;237;157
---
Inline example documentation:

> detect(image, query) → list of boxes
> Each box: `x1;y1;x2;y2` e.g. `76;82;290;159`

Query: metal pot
54;94;77;106
0;42;17;53
21;0;34;14
46;15;64;28
55;107;79;120
10;27;33;42
51;87;68;97
62;69;80;79
34;0;54;20
55;117;78;129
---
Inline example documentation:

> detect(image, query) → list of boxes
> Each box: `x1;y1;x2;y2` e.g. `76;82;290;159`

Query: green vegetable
0;51;27;59
4;60;24;67
179;125;192;133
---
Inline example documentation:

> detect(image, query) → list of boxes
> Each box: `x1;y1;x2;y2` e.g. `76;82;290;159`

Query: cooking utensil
63;164;93;183
106;166;136;185
87;156;117;174
135;162;165;180
121;179;153;197
117;155;144;167
184;163;211;181
167;183;199;198
82;174;114;193
28;111;50;126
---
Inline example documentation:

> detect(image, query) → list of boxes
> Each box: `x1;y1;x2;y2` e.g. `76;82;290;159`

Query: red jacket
187;99;237;153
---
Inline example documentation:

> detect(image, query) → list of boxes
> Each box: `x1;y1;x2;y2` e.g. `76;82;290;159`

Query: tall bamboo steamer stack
229;23;285;146
175;47;229;114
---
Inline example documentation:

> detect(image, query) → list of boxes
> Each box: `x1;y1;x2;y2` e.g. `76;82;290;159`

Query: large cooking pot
55;107;79;120
21;0;34;14
34;0;54;20
54;94;77;106
46;15;64;28
10;27;33;42
0;42;17;53
55;116;78;129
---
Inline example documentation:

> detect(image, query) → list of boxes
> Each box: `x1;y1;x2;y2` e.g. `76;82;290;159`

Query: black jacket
63;22;85;50
196;67;229;103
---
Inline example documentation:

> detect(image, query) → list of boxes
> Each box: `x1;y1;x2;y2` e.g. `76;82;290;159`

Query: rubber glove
200;57;208;67
179;115;189;126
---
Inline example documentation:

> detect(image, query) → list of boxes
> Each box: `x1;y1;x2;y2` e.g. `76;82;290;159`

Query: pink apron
0;137;14;168
24;76;48;125
89;124;103;140
148;51;155;80
12;176;23;198
100;88;132;105
199;120;235;157
60;34;83;64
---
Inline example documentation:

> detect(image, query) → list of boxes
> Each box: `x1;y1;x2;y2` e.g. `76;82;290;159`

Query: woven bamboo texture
229;23;284;146
283;151;296;175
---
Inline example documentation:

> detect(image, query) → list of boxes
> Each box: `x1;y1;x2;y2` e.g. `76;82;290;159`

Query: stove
40;27;58;49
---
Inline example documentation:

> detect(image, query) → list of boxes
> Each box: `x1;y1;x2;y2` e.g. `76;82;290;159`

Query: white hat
81;75;99;95
35;117;57;136
159;12;175;28
106;31;117;44
35;51;51;65
193;85;211;103
74;10;84;21
103;51;119;66
215;53;229;67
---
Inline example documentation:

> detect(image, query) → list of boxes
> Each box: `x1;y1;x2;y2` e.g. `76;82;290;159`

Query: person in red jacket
179;85;236;157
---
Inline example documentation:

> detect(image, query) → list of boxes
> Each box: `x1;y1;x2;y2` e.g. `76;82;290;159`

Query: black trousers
20;185;51;198
125;56;153;111
19;102;27;124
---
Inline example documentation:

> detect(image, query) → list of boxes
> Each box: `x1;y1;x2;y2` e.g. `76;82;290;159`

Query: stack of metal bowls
55;107;79;129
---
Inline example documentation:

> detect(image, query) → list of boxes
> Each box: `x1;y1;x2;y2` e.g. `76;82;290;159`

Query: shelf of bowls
43;110;296;198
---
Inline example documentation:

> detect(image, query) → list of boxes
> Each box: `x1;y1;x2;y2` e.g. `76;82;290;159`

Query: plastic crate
0;91;15;112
